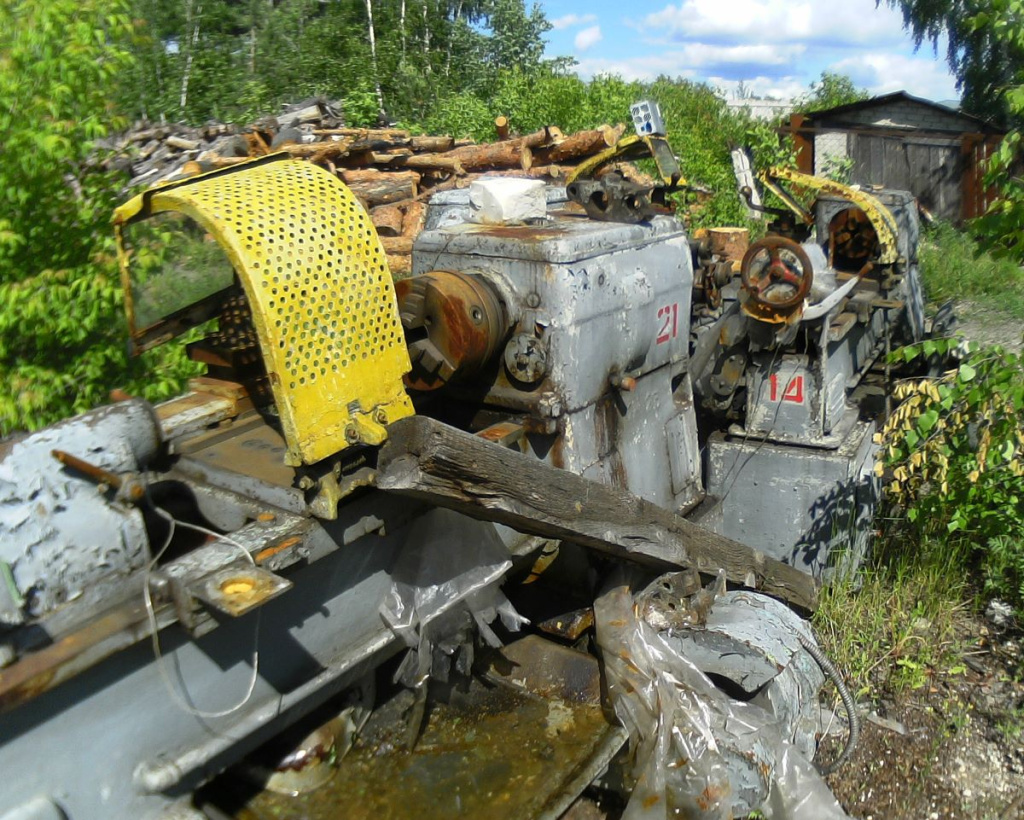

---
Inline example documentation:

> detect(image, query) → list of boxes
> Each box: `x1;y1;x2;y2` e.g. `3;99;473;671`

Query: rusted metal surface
474;420;526;448
395;270;509;390
760;166;899;265
462;222;569;241
536;607;595;641
190;564;293;618
231;635;626;820
566;172;675;223
828;207;881;271
0;591;173;713
740;236;814;323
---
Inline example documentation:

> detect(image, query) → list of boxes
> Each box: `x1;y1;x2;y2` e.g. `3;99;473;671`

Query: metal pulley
740;236;814;323
395;270;510;391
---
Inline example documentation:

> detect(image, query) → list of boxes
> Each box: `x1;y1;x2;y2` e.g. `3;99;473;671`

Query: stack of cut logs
102;102;631;277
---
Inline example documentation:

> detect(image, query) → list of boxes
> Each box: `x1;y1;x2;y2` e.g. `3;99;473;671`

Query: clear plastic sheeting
380;509;526;689
594;569;849;820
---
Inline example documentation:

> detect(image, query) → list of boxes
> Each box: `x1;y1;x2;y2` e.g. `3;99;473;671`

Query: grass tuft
813;541;970;699
919;221;1024;319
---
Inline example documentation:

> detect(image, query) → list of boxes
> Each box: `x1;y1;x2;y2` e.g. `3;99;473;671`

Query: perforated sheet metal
129;156;413;464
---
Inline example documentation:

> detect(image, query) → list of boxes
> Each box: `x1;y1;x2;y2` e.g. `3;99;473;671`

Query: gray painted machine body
693;189;924;575
0;401;161;626
414;207;702;513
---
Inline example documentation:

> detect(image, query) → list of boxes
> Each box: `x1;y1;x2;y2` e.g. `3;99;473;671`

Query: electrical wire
799;633;860;774
142;499;262;719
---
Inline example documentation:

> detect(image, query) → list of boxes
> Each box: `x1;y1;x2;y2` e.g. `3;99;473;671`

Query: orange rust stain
642;795;660;809
696;784;728;811
255;536;302;564
477;422;521;442
0;668;56;712
466;224;566;240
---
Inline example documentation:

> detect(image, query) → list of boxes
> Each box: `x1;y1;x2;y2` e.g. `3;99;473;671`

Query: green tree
486;0;550;70
798;71;870;112
0;0;198;433
970;0;1024;259
881;0;1023;125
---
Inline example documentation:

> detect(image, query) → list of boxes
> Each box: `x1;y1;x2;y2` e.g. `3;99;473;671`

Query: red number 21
656;303;679;344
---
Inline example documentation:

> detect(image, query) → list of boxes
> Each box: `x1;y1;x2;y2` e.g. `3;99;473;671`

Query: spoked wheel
740;236;813;320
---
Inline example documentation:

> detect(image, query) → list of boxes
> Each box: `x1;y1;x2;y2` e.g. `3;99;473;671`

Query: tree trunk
339;169;421;207
371;203;405;237
179;0;204;114
421;0;431;69
400;0;407;62
445;0;463;77
531;125;623;165
363;0;386;123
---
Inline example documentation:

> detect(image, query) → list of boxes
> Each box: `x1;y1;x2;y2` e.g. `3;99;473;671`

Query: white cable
142;503;261;719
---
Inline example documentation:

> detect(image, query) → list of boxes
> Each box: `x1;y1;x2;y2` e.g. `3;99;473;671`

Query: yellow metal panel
761;167;900;265
120;156;413;465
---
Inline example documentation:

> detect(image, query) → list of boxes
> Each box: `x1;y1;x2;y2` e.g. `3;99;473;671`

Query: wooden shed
785;92;1004;223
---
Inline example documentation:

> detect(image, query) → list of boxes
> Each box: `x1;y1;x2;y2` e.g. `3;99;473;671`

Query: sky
539;0;960;103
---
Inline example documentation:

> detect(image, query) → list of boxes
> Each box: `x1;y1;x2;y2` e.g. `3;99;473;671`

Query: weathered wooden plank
376;416;819;611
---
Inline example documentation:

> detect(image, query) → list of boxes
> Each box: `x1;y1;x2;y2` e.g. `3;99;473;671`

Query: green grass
813;542;970;699
127;218;236;329
919;221;1024;319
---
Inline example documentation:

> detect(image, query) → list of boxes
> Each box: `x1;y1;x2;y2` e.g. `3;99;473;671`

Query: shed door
849;134;963;223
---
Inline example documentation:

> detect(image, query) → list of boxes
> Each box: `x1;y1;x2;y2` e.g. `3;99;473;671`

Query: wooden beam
376;416;820;611
788;114;814;174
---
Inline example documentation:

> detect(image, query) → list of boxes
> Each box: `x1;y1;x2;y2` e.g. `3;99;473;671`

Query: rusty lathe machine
0;103;926;820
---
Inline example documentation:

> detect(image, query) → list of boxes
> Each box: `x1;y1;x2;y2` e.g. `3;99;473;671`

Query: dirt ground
953;301;1024;353
822;616;1024;820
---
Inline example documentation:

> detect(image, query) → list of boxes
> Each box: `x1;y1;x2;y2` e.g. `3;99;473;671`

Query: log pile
100;100;631;276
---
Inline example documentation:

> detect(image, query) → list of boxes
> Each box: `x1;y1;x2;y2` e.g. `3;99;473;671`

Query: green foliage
882;0;1023;125
419;70;758;228
968;0;1024;261
881;341;1024;612
974;128;1024;262
0;0;198;434
919;221;1024;316
486;0;551;70
0;0;131;274
118;0;556;128
798;71;870;113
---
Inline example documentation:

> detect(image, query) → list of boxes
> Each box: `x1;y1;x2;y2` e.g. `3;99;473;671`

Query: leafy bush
881;341;1024;611
0;0;199;435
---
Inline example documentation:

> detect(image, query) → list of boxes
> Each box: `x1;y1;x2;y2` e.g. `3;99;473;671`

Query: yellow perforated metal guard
114;154;414;465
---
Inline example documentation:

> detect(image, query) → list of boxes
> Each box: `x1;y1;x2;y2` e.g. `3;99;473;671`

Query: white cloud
676;43;802;66
551;13;598;30
829;52;959;100
635;0;907;48
714;76;808;101
575;25;604;52
574;44;799;81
